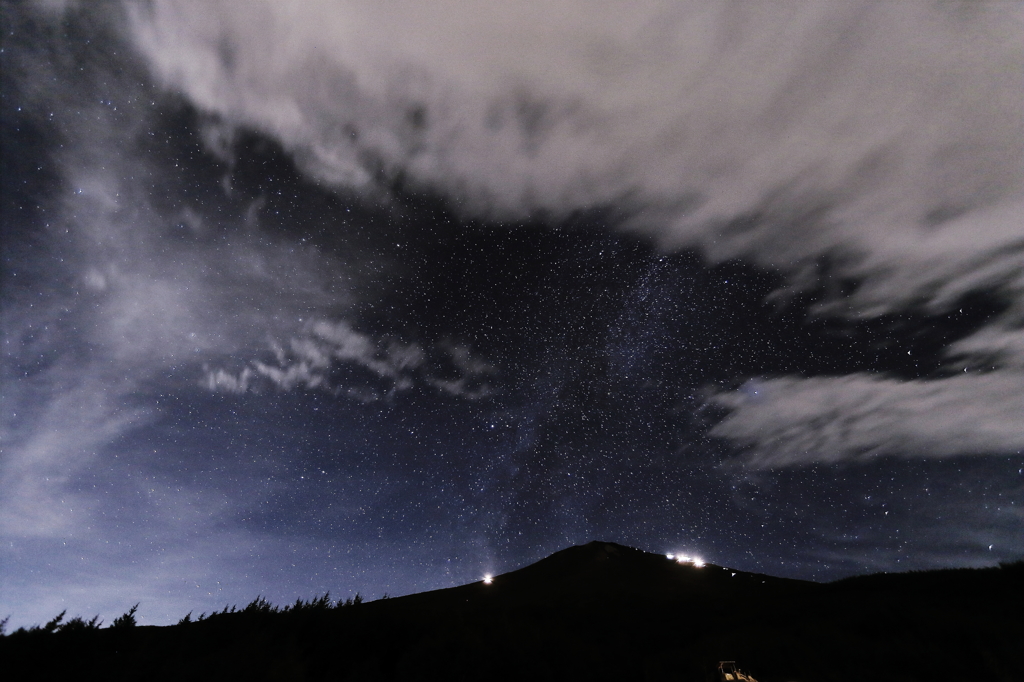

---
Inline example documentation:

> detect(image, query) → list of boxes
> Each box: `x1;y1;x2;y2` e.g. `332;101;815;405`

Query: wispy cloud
203;320;496;401
712;374;1024;469
0;375;149;537
2;6;353;541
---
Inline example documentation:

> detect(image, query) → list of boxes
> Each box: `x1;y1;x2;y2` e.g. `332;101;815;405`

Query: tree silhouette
111;604;139;629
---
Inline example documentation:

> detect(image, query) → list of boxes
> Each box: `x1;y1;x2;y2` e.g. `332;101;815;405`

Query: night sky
2;1;1022;628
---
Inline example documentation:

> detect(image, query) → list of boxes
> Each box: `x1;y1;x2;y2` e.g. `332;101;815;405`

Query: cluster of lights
666;553;705;568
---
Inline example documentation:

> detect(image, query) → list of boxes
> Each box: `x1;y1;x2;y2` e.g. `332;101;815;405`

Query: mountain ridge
3;540;1021;681
379;541;818;613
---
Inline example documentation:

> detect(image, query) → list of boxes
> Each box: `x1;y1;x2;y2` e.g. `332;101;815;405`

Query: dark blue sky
2;1;1022;628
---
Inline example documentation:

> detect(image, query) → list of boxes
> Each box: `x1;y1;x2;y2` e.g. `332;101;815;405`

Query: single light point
483;575;493;584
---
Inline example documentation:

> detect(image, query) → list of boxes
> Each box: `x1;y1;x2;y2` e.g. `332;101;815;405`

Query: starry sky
2;1;1022;628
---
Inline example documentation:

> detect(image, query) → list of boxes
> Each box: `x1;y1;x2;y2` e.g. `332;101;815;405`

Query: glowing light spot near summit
672;554;704;567
483;575;493;584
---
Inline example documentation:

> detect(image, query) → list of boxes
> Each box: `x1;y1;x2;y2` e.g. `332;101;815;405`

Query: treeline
1;558;1021;681
0;592;367;638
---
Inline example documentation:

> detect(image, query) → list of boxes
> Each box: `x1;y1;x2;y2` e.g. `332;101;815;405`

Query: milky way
2;1;1022;627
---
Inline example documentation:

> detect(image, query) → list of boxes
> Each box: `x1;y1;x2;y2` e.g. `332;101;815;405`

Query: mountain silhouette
379;541;811;612
3;541;1021;681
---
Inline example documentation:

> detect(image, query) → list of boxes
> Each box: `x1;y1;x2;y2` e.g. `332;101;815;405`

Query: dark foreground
3;542;1022;681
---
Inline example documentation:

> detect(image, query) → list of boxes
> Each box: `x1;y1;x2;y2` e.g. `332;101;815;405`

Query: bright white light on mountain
676;555;691;564
665;553;675;560
692;558;705;568
483;575;493;584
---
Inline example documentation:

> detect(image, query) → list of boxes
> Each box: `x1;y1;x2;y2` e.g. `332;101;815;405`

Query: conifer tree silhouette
43;611;66;633
111;604;139;629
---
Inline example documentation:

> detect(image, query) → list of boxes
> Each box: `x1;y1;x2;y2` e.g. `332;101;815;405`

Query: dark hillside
379;541;815;612
2;542;1021;681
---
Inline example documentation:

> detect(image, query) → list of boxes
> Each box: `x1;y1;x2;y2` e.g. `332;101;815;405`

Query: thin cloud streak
712;373;1024;469
203;319;496;400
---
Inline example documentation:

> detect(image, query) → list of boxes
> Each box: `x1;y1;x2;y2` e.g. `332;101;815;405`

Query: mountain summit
392;541;813;613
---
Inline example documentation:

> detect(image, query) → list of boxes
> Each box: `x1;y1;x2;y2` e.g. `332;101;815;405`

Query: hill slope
3;541;1021;681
